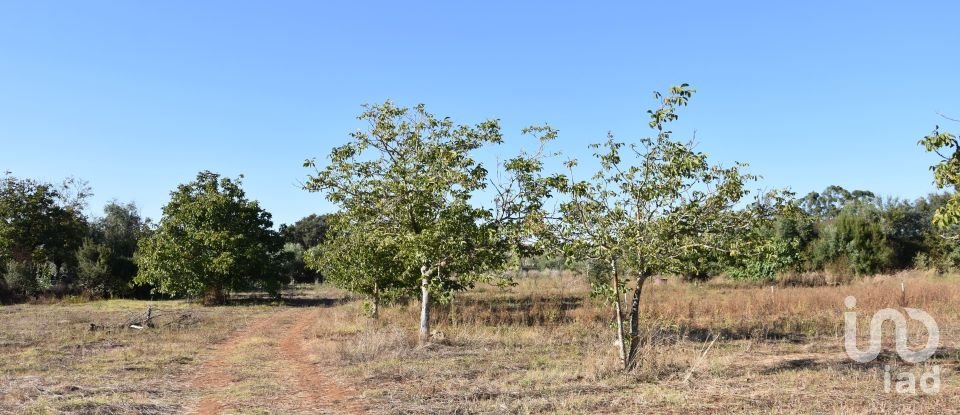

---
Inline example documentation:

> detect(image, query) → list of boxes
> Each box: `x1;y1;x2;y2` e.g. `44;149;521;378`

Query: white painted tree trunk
419;268;431;345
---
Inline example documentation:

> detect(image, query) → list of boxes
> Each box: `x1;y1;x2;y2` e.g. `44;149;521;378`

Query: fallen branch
123;305;156;329
87;306;204;332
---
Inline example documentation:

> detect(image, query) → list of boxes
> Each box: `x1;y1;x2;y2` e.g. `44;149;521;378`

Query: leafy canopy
555;84;772;278
305;101;553;300
919;124;960;226
305;214;414;306
550;84;782;371
76;202;148;297
0;173;89;268
134;171;285;302
280;214;329;248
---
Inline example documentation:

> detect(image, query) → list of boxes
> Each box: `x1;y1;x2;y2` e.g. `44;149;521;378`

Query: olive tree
555;85;776;371
135;171;285;304
305;101;552;343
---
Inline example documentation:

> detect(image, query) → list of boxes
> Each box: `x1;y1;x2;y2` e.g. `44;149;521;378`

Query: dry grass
0;292;301;414
309;270;960;414
2;273;959;414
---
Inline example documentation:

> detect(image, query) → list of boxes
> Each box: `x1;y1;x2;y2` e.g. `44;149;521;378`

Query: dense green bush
135;172;286;304
807;205;892;276
281;242;322;284
75;202;149;298
723;188;953;281
0;174;89;293
75;239;113;296
725;208;815;281
278;214;327;283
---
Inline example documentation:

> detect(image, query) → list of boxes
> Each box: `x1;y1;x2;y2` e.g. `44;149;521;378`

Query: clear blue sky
2;1;958;225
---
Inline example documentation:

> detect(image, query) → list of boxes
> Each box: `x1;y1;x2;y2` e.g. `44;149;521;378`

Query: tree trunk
625;274;649;371
610;258;627;369
203;286;227;306
419;268;431;345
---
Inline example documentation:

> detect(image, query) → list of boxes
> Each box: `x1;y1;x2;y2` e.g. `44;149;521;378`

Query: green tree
878;197;929;269
554;85;775;371
807;204;892;276
0;173;89;294
725;199;814;281
76;238;112;295
305;214;414;318
801;185;877;218
135;171;285;304
279;214;329;283
2;260;55;297
305;101;553;343
76;202;148;297
919;122;960;226
280;214;329;248
896;193;960;272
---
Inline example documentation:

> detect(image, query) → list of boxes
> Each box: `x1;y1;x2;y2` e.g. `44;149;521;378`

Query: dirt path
190;307;367;415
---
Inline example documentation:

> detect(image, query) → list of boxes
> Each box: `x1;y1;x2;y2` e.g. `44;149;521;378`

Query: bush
3;260;55;296
281;242;322;284
726;211;814;281
807;205;891;276
134;172;286;304
75;239;114;297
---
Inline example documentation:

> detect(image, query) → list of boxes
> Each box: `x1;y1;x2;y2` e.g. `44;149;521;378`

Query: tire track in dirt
191;307;366;415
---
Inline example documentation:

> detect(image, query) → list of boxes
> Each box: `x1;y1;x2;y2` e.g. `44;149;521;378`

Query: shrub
726;210;814;281
807;205;891;276
75;239;113;297
3;260;55;296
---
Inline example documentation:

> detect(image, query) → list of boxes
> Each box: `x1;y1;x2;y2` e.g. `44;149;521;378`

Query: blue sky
1;1;958;225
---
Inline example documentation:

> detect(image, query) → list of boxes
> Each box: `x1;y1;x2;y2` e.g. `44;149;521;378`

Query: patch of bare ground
190;307;366;415
0;299;269;414
0;285;366;415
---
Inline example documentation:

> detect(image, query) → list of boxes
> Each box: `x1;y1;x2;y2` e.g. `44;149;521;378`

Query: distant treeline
530;185;960;283
2;175;956;303
724;186;960;281
0;172;330;303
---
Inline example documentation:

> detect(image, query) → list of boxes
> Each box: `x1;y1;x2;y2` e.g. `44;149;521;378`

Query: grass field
1;272;958;414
